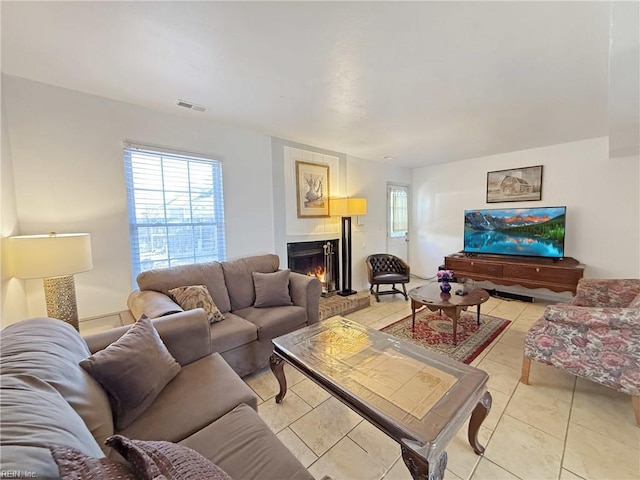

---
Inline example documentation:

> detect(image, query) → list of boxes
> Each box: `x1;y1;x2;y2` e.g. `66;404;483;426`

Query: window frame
123;143;226;285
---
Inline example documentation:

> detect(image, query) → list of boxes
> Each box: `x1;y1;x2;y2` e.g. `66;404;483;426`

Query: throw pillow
79;318;181;430
50;445;137;479
252;269;293;308
106;434;233;480
168;285;225;323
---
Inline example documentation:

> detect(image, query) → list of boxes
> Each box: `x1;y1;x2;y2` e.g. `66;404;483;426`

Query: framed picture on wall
295;161;330;218
486;165;543;203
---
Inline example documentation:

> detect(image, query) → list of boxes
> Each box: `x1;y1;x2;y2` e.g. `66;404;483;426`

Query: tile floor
244;279;640;480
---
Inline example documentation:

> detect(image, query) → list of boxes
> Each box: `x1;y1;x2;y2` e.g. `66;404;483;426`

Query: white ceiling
0;1;623;167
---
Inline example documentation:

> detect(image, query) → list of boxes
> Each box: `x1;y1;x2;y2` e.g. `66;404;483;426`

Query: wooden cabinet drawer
468;261;502;277
503;264;582;285
445;258;471;272
445;258;502;277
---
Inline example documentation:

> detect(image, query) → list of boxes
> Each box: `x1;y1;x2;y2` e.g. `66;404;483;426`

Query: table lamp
330;197;367;296
10;233;93;330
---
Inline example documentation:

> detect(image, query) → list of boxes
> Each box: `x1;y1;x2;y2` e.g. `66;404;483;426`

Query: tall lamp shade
10;233;93;330
329;198;367;297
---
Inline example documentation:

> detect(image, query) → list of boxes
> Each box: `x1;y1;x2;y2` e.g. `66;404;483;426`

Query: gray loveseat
127;253;322;376
0;314;313;479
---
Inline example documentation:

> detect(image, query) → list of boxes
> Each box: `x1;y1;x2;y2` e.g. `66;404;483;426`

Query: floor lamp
10;233;93;330
330;197;367;297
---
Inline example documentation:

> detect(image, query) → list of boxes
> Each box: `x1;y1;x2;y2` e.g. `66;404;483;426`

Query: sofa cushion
80;318;181;430
180;403;313;480
118;352;257;442
106;434;233;480
0;374;105;479
210;312;258;353
50;445;136;479
137;261;232;313
222;254;280;311
168;285;225;323
0;318;114;453
253;270;293;308
234;305;307;341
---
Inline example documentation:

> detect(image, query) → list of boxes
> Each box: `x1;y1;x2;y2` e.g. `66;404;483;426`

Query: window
124;144;226;283
388;185;408;238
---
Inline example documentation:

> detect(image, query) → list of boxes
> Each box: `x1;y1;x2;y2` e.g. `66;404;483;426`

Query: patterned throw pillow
106;434;233;480
50;445;137;479
168;285;225;323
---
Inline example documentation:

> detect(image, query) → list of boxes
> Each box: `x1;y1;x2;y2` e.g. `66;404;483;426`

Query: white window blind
389;186;408;238
124;145;226;284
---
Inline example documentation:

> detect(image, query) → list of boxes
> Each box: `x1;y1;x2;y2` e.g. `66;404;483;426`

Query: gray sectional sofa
127;253;322;376
0;314;313;479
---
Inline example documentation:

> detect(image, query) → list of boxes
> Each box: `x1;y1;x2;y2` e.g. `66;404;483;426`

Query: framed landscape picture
295;161;330;218
486;165;543;203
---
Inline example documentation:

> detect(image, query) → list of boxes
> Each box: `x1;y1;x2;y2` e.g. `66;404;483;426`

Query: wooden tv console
444;253;584;294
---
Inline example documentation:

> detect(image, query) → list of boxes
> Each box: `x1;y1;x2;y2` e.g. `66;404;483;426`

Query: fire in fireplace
287;240;339;296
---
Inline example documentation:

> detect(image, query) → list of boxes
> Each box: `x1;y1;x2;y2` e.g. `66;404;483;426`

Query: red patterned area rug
380;309;510;364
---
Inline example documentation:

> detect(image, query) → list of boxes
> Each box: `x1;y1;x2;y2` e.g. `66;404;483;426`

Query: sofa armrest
544;304;640;329
289;272;322;324
83;309;211;366
571;279;640;308
127;289;183;320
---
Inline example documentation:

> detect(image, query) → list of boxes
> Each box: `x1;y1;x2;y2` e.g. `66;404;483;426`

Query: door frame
386;182;411;263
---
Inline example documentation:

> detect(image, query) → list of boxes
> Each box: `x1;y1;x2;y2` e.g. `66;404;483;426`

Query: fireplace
287;240;339;296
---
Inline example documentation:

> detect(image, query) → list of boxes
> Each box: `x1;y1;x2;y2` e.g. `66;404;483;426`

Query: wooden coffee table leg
401;446;447;480
269;354;287;403
477;304;481;325
468;391;492;454
411;299;417;331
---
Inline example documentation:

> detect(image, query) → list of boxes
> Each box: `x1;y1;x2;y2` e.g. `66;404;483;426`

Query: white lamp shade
329;197;368;217
10;233;93;279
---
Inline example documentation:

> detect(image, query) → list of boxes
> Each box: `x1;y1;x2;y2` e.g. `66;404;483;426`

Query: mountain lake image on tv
464;206;566;258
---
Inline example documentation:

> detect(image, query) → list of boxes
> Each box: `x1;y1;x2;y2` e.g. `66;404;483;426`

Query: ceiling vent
176;99;208;112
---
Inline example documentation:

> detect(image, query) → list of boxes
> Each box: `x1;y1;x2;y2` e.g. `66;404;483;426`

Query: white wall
411;138;640;292
346;155;411;292
1;99;28;325
271;138;411;293
3;75;274;320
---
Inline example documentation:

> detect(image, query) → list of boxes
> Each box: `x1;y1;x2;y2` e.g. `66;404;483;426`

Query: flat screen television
463;206;566;259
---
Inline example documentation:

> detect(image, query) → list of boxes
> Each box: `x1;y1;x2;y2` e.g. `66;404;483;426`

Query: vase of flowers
437;269;454;294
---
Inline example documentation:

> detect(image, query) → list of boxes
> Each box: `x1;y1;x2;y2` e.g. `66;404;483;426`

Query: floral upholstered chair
521;279;640;425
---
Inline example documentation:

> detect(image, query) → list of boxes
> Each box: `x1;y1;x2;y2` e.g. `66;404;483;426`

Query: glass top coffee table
409;283;490;345
270;316;492;480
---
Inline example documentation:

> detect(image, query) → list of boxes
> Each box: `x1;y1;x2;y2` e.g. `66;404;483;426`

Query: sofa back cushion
0;318;114;452
137;262;232;313
222;254;280;311
0;374;105;479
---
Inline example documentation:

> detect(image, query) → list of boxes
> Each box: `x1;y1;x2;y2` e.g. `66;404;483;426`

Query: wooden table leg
269;354;287;403
401;446;447;480
477;304;481;326
468;391;492;454
411;299;417;331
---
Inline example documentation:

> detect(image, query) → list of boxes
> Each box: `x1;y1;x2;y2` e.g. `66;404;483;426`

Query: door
386;183;410;262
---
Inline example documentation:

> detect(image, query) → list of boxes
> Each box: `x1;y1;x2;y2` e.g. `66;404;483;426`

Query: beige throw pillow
79;318;181;430
252;270;293;308
168;285;225;323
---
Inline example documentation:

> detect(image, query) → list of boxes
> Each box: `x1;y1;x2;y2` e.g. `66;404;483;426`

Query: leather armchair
521;279;640;425
366;254;410;302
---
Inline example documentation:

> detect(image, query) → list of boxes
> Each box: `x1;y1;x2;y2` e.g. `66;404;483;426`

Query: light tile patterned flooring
244;279;640;480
